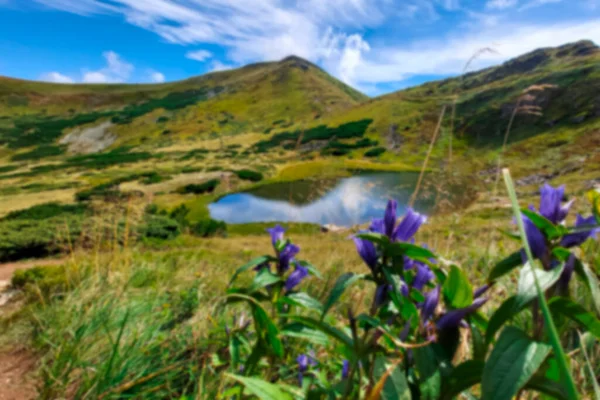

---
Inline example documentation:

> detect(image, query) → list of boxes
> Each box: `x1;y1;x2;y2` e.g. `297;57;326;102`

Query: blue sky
0;0;598;96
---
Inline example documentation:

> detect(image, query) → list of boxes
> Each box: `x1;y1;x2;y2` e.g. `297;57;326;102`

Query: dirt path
0;348;38;400
0;258;66;282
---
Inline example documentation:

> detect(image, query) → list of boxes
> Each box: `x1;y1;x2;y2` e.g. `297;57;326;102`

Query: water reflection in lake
209;172;437;226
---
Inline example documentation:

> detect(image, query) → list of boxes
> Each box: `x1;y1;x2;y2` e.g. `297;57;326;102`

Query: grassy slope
0;41;598;218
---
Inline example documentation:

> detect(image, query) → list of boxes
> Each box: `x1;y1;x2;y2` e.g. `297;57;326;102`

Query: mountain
0;40;598;218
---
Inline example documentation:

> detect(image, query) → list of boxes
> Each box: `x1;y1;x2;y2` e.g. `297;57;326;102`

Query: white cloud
486;0;518;9
210;60;235;72
31;0;600;95
82;51;133;83
39;71;75;83
186;50;212;62
149;70;165;83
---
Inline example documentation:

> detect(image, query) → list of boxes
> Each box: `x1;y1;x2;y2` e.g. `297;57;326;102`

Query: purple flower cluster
353;199;488;341
265;224;308;292
523;184;599;288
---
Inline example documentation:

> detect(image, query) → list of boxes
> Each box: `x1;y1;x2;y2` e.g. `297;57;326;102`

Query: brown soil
0;348;38;400
0;258;66;281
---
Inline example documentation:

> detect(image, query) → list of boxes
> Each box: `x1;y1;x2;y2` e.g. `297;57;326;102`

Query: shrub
11;145;66;161
364;146;386;157
11;265;68;299
191;219;227;238
0;216;84;261
234;169;263;182
178;179;220;194
0;165;18;174
168;204;191;228
157;116;170;123
2;202;87;221
139;215;181;240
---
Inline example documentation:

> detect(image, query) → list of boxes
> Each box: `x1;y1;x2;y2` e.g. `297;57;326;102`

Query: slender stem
409;106;446;208
502;169;579;400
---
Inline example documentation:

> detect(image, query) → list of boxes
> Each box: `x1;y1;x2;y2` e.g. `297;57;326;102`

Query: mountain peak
279;55;314;71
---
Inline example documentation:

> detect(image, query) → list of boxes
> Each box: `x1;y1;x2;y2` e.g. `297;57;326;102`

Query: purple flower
522;215;547;260
413;262;434;290
369;218;385;234
558;254;576;293
285;263;309;292
353;234;378;271
539;184;571;224
342;360;350;379
278;243;300;273
473;284;491;299
394;208;427;242
374;284;392;307
267;224;286;247
421;286;440;323
297;354;308;386
561;215;599;248
370;200;426;242
384;199;398;238
436;297;488;330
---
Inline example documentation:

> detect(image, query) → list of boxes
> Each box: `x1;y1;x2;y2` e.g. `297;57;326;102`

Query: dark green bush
11;265;68;299
168;204;191;228
0;216;84;261
139;215;181;240
2;202;87;221
157;116;170;123
11;145;66;161
0;165;18;174
364;147;386;157
191;219;227;238
178;179;220;194
234;169;264;182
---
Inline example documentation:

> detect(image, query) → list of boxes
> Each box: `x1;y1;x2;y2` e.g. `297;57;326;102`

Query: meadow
0;41;599;399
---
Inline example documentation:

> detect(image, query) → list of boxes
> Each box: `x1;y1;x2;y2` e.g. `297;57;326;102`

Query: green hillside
0;40;598;221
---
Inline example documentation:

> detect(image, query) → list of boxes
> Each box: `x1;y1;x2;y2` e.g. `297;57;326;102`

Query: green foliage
139;215;181;240
253;119;373;153
2;202;87;221
178;179;220;194
364;147;387;157
191;218;227;238
11;145;66;161
0;215;84;261
0;165;18;174
168;204;191;228
234;169;264;182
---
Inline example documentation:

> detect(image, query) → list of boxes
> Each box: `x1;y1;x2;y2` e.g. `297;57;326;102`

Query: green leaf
487;264;564;342
252;304;284;358
280;323;330;346
524;375;570;400
487;251;523;282
320;273;366;319
298;260;323;279
549;297;600;339
355;232;390;246
225;293;284;358
442;265;473;309
385;242;437;260
280;292;323;313
226;374;293;400
229;334;242;369
413;346;441;400
249;268;281;292
470;323;487;361
520;208;563;239
287;315;353;348
442;360;484;400
573;258;600;315
229;255;272;286
481;327;552;400
371;355;412;400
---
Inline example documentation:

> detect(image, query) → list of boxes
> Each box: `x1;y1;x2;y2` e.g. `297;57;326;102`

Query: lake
209;172;450;226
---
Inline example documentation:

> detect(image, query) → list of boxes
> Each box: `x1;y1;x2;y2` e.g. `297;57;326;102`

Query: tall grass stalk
410;105;446;208
502;168;579;399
